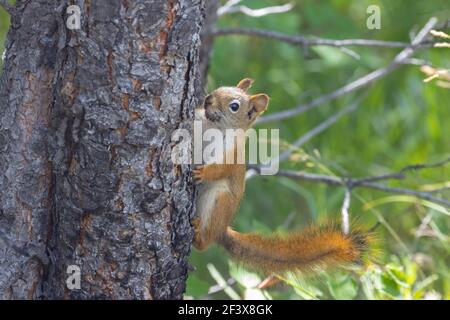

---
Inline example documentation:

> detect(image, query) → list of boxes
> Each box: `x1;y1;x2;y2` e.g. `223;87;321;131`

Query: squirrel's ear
237;78;254;92
250;93;270;113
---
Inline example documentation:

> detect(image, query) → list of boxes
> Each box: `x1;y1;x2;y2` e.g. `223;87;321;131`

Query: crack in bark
1;0;207;300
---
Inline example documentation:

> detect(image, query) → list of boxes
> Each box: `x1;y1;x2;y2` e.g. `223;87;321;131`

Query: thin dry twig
217;0;243;16
402;58;433;67
341;188;351;234
218;2;294;17
262;169;450;208
210;27;420;48
205;278;237;296
339;46;361;60
249;157;450;207
399;157;450;174
415;213;434;238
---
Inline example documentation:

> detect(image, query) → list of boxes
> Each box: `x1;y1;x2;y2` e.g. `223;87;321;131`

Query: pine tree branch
218;2;294;17
210;27;423;48
249;157;450;207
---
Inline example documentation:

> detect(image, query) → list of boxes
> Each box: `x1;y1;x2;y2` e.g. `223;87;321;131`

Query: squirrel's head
202;78;269;130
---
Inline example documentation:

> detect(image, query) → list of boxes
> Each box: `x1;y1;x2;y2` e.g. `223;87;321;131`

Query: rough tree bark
0;0;206;299
196;0;219;99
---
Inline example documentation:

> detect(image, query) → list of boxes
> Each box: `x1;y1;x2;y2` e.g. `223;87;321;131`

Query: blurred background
191;0;449;300
0;0;449;300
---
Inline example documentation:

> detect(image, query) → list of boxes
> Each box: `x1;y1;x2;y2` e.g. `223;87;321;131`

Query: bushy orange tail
218;225;368;274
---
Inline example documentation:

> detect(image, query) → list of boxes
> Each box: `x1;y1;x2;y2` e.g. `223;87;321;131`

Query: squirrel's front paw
193;166;205;184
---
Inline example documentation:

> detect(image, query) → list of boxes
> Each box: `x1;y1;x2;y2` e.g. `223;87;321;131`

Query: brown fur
193;79;369;274
218;225;368;274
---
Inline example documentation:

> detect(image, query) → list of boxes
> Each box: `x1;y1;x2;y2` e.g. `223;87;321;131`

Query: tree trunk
0;0;205;299
196;0;219;99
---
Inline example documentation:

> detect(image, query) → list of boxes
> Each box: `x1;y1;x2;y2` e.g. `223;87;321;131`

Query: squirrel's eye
229;100;240;113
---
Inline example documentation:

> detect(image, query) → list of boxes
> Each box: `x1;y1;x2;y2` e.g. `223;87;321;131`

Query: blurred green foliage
0;6;9;56
0;0;448;300
189;0;449;300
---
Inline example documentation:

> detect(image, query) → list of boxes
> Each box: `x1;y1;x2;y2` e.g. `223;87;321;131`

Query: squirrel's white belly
196;180;229;231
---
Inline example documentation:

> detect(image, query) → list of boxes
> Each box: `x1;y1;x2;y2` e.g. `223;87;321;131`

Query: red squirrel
192;78;368;274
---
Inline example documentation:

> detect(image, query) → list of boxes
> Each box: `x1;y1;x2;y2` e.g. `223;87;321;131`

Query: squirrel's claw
193;166;205;184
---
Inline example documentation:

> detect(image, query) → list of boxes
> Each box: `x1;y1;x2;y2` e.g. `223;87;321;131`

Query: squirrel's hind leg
193;217;208;251
193;190;239;251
